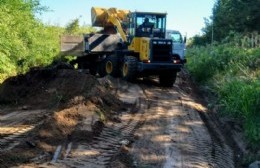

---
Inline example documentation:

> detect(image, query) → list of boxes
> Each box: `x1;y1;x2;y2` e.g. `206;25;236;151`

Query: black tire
159;71;177;87
105;55;120;77
98;55;119;77
121;56;138;81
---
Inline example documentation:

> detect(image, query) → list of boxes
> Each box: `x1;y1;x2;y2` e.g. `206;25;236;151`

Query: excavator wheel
121;56;138;81
159;71;177;87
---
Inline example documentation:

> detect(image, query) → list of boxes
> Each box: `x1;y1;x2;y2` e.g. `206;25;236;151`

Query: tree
192;0;260;45
65;18;80;34
0;0;61;81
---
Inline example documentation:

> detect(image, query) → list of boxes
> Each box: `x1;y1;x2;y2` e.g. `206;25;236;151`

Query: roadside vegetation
187;0;260;148
0;0;95;83
187;43;260;144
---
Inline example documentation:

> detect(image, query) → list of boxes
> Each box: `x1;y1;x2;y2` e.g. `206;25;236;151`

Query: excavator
61;7;185;86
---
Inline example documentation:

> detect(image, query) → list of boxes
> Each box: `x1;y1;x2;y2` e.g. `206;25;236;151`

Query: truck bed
60;34;120;57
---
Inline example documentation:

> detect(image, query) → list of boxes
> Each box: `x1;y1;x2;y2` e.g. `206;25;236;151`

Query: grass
186;43;260;145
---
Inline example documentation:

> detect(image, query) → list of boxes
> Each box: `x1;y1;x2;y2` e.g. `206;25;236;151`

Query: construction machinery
61;7;185;86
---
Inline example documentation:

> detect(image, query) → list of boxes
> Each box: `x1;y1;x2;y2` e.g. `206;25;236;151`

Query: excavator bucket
91;7;130;27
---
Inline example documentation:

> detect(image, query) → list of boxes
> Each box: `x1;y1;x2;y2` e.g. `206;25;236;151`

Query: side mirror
183;36;187;44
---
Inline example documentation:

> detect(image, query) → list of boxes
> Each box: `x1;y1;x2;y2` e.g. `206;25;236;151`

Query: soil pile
0;64;123;167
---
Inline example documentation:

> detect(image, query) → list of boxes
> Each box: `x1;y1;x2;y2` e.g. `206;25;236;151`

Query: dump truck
61;7;185;86
166;30;186;63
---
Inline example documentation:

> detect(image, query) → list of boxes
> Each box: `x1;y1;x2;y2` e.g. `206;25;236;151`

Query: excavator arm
91;7;129;42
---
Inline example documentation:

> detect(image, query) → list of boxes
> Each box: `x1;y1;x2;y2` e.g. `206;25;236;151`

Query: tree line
191;0;260;46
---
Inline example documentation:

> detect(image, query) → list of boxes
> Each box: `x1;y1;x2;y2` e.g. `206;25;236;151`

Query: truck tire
105;55;120;77
159;71;177;87
98;55;119;77
121;56;138;81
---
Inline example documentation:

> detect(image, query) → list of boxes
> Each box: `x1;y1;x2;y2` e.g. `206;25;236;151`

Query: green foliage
191;0;260;45
0;53;16;80
65;18;80;34
76;25;96;35
65;18;96;35
218;79;260;143
0;1;96;83
187;43;256;83
0;0;62;82
187;44;260;145
212;0;260;40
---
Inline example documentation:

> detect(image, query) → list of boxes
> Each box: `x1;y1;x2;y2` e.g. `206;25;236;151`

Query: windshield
167;32;183;43
135;14;166;38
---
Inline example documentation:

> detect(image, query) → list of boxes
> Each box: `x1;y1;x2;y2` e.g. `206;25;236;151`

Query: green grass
219;79;260;142
186;44;260;145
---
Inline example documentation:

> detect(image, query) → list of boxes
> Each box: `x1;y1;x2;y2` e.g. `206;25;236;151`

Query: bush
0;1;96;83
65;18;96;35
0;0;62;82
187;43;260;145
218;79;260;143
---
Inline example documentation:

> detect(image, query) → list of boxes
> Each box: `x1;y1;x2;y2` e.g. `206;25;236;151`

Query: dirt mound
1;65;91;106
0;63;122;111
0;64;123;167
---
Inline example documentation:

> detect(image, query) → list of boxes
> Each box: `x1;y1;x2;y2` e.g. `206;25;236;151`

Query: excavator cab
128;12;166;40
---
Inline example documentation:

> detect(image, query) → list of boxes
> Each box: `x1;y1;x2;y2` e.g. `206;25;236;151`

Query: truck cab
128;12;166;39
166;30;186;64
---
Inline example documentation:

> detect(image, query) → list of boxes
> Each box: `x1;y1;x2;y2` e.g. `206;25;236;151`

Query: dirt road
0;69;236;168
42;78;234;167
127;80;234;168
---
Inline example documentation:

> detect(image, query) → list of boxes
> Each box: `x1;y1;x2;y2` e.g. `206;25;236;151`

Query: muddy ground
0;66;257;168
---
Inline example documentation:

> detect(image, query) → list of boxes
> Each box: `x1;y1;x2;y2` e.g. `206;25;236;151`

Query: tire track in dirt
25;77;235;168
164;87;234;168
165;88;234;168
0;125;35;151
174;85;234;168
46;79;148;168
129;83;234;168
0;109;45;151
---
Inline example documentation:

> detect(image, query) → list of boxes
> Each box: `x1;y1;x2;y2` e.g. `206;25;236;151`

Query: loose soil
0;66;255;168
0;65;123;168
109;74;235;168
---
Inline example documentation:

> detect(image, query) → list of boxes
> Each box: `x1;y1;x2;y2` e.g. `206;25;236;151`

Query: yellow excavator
61;7;185;86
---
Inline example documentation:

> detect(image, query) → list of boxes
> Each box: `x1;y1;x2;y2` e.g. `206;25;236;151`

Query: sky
38;0;215;38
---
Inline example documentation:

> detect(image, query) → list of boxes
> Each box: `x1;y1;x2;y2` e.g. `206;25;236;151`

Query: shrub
0;1;95;83
187;43;260;145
